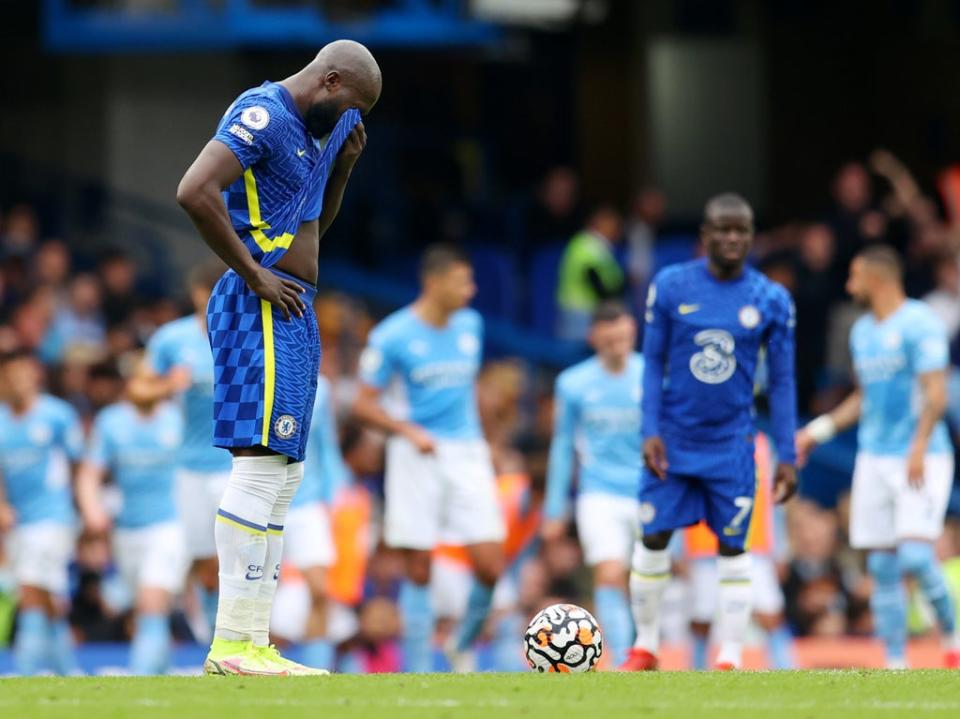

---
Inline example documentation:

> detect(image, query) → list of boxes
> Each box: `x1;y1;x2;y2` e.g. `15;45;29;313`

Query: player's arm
543;378;578;541
764;293;799;503
907;368;948;486
352;383;435;453
317;124;367;242
75;462;111;536
176;142;306;320
796;387;862;466
641;280;669;479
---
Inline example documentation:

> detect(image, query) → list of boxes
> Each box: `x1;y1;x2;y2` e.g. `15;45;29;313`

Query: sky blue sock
49;618;77;675
456;580;494;651
766;624;795;669
868;551;907;663
14;609;50;675
594;586;633;667
399;581;433;673
130;613;171;675
301;638;334;670
898;541;956;634
492;612;526;671
691;632;709;670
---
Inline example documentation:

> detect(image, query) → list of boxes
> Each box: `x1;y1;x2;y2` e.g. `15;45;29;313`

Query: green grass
3;671;960;719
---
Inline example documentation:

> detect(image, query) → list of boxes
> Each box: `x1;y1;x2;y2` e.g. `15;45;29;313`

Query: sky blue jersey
294;375;349;508
146;314;232;473
0;395;83;526
642;259;797;472
851;299;951;455
359;306;484;440
545;353;644;520
86;402;183;529
213;81;361;269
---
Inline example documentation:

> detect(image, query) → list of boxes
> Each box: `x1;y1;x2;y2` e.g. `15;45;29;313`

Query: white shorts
384;437;505;550
688;554;784;622
575;493;639;566
849;452;954;549
113;522;189;594
283;502;336;569
7;522;75;595
175;468;231;560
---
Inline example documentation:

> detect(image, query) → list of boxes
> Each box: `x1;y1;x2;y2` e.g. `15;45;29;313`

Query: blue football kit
86;402;183;529
146;315;232;473
0;395;84;526
359;306;484;440
207;81;361;461
640;259;797;549
545;353;644;519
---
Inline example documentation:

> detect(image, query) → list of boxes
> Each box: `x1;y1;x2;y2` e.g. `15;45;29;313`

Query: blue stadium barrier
652;234;698;272
528;244;565;338
468;244;519;323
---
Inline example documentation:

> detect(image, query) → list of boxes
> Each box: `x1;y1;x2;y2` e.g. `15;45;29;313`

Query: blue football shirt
146;314;232;473
851;299;951;455
545;353;644;520
359;306;484;440
212;81;361;269
0;395;83;525
642;259;797;472
295;375;349;508
86;402;183;529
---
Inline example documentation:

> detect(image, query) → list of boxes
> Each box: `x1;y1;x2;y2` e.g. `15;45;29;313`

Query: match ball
524;603;603;672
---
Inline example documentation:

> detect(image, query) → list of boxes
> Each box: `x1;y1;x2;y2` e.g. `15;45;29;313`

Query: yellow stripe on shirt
260;299;275;446
243;168;295;254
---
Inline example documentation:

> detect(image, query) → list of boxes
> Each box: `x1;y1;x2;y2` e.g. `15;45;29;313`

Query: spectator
40;274;107;364
555;206;625;340
923;253;960;342
526;166;583;252
827;162;887;293
97;250;141;329
624;186;666;301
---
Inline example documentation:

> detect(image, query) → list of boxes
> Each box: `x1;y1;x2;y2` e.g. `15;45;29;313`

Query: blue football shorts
638;434;757;551
207;267;319;462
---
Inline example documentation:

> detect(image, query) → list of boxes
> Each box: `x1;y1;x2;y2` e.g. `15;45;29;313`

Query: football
524;603;603;672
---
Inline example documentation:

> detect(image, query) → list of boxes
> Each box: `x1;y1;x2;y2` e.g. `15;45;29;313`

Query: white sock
213;455;287;643
250;461;303;646
715;553;753;667
629;543;671;653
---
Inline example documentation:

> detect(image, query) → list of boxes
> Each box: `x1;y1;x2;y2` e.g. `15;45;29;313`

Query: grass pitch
3;671;960;719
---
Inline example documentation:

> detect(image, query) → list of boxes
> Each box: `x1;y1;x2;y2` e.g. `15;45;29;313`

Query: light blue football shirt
359;306;483;440
850;299;951;455
545;353;644;519
0;395;83;525
86;402;183;529
147;314;232;473
294;375;349;508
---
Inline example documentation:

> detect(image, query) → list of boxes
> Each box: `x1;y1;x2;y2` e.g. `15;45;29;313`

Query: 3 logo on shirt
689;329;737;384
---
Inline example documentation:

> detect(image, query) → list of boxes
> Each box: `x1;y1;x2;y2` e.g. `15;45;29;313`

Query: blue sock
130;613;171;675
301;638;334;670
399;581;433;673
492;612;526;672
50;618;77;675
594;586;633;667
691;632;709;670
14;609;50;675
898;541;956;635
868;550;907;664
766;624;795;669
456;581;494;652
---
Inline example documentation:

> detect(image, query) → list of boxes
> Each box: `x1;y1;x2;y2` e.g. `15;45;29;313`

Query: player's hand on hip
794;428;816;468
907;443;926;489
773;463;798;504
540;518;568;544
337;122;367;169
643;436;668;480
401;422;436;454
248;267;306;320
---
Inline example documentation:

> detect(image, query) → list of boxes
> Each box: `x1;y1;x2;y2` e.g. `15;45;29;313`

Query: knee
641;531;672;552
473;555;505;587
896;541;934;577
593;561;627;589
405;552;432;586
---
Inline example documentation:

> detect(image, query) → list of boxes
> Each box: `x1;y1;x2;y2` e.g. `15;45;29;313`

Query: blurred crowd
3;147;960;670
